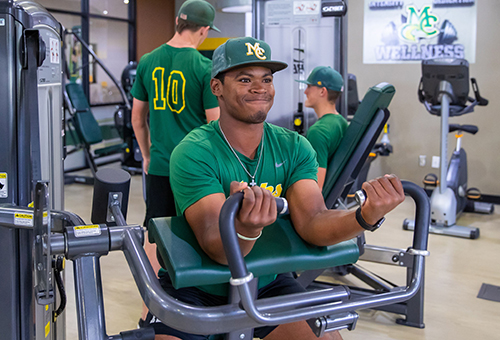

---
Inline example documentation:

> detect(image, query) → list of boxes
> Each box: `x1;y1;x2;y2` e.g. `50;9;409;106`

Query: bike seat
449;124;478;135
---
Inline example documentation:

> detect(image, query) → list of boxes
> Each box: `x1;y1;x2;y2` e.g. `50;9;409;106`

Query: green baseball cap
178;0;220;32
211;37;288;78
296;66;344;92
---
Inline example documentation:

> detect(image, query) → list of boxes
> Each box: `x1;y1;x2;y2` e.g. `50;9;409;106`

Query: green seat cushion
94;142;127;156
66;83;103;145
150;216;360;289
322;83;395;197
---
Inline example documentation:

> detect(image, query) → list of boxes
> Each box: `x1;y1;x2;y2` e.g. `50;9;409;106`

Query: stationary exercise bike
403;58;493;239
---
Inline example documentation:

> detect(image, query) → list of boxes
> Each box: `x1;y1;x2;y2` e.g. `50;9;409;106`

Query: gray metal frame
0;178;425;339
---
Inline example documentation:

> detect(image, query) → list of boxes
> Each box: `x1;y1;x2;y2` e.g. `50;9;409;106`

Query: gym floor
64;166;500;340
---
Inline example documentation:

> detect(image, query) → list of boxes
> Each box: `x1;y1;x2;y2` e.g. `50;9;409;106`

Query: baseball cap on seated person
211;37;288;78
296;66;344;92
178;0;220;32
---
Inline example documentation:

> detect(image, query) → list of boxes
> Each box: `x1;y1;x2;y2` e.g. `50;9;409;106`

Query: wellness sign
363;0;477;64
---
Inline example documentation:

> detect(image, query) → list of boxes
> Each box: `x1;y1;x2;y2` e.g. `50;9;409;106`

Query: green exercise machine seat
65;83;127;159
66;82;104;145
322;82;395;199
149;216;359;289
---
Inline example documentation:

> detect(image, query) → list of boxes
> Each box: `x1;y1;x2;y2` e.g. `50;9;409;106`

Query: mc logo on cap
245;42;267;60
211;37;288;78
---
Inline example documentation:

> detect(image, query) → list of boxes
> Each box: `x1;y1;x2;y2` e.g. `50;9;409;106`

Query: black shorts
147;272;306;339
144;174;176;234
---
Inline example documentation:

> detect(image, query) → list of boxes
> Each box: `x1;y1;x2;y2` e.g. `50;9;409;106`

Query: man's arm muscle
287;175;405;246
131;98;151;173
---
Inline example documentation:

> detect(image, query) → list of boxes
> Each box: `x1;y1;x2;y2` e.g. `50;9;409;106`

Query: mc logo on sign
400;5;440;42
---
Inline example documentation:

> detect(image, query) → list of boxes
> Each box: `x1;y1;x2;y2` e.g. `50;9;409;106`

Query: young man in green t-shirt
130;0;220;325
147;37;405;340
297;66;348;189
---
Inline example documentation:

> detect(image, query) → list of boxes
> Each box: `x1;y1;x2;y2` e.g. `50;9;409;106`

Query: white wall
348;0;500;195
175;0;247;38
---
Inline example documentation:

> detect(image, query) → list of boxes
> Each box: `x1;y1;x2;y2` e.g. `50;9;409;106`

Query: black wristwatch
355;206;385;232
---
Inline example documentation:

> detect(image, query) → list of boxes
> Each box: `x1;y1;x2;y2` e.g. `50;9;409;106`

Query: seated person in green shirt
149;37;405;340
298;66;348;189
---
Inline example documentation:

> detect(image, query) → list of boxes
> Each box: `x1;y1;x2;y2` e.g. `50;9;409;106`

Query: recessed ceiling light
124;0;129;4
103;10;108;15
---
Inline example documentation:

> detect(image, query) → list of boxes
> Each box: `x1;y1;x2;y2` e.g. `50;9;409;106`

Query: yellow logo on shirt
260;183;282;197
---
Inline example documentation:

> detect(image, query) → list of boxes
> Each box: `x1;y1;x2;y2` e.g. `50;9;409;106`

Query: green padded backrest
66;83;103;145
322;83;395;197
150;216;359;289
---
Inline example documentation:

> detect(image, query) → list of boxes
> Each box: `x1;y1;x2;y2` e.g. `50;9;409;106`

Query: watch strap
355;206;384;232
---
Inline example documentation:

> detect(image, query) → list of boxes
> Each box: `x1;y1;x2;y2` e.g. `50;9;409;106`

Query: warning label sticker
13;211;48;227
15;213;33;226
0;173;7;198
74;225;102;238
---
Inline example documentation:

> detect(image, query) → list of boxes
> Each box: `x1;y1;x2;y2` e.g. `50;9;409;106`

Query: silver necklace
218;121;264;187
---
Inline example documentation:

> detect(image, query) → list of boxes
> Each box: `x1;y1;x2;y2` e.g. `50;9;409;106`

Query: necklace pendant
249;178;256;187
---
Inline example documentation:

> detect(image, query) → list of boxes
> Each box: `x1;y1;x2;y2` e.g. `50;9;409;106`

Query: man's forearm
297;209;365;247
133;122;150;161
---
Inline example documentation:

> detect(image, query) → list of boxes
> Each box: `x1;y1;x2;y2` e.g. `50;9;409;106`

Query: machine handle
471;78;488;106
219;194;288;280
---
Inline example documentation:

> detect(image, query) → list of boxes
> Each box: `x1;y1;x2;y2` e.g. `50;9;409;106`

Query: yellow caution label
0;173;6;179
45;321;50;337
15;213;33;226
45;305;49;311
15;213;33;219
14;212;49;226
74;225;102;237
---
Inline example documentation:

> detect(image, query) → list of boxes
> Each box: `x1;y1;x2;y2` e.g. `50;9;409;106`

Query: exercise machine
0;1;66;338
114;61;143;172
0;2;429;338
150;83;430;336
63;29;140;185
311;83;426;328
403;58;493;239
342;73;393;208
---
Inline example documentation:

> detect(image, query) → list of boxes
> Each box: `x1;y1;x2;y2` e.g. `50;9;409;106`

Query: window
90;0;128;19
89;18;129;104
37;0;81;12
37;0;135;106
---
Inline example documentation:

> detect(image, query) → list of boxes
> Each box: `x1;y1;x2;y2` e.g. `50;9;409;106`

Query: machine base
403;219;479;239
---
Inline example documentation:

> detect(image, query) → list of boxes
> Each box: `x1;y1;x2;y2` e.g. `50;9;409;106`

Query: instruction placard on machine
0;173;7;198
266;0;320;26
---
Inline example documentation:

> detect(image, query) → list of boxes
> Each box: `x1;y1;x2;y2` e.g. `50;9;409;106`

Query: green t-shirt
131;44;219;176
306;113;348;168
170;120;318;296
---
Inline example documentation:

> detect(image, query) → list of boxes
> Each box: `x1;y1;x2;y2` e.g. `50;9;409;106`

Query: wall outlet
419;155;426;167
431;156;440;169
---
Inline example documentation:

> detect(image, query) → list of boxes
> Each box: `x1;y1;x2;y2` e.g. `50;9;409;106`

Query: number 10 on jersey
153;67;186;113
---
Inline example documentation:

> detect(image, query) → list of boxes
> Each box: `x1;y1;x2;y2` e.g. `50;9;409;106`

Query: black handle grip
276;197;289;215
219;193;288;280
119;327;156;340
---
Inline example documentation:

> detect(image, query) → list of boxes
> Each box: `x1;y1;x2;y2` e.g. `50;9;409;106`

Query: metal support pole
73;255;108;340
439;93;450;194
340;0;348;118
